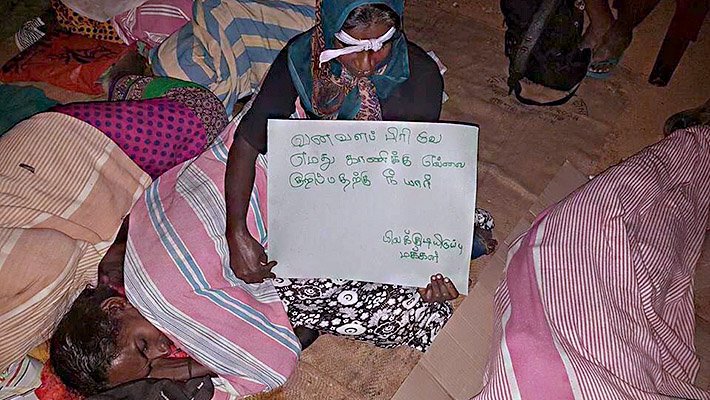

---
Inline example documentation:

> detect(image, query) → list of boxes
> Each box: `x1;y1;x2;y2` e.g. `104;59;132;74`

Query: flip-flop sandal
587;57;621;79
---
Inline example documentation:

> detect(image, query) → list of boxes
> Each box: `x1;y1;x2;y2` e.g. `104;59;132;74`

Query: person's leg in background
586;0;663;76
581;0;615;51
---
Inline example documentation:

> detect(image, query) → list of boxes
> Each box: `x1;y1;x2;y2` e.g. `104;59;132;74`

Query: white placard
267;119;478;294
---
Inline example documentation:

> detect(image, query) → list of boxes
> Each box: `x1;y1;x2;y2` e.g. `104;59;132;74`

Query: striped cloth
475;126;710;400
0;356;42;399
150;0;315;115
124;119;300;399
112;0;194;48
14;17;45;52
0;113;151;372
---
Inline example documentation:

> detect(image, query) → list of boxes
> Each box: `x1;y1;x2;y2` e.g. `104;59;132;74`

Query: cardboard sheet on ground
393;161;589;399
267;119;478;294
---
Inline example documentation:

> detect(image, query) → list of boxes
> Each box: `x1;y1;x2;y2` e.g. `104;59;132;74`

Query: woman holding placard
39;2;489;397
224;0;495;351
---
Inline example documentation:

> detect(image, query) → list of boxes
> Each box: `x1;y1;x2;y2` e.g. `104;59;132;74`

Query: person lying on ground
0;76;227;371
475;113;710;399
52;285;215;395
149;0;316;116
50;112;464;398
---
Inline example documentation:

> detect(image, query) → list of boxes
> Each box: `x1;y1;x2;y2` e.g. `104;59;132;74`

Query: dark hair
50;285;123;396
342;4;401;32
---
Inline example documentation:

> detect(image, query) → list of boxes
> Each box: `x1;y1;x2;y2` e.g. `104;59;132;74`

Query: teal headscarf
287;0;409;120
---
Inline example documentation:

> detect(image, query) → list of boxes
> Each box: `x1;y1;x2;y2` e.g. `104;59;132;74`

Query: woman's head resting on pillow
51;285;173;396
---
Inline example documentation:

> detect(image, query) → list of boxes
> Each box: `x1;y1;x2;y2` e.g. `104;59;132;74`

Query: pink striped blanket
123;120;300;399
112;0;194;48
475;126;710;399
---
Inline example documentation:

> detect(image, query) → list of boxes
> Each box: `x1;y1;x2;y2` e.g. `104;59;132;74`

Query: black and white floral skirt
274;278;453;352
271;209;495;352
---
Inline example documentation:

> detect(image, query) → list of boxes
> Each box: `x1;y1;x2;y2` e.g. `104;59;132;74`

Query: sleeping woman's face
102;298;173;386
335;22;394;77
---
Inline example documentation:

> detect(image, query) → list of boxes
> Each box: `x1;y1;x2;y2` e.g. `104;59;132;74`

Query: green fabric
142;77;202;99
286;0;409;119
0;84;58;137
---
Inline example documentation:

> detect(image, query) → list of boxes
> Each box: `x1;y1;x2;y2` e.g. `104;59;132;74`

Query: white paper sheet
267;119;478;294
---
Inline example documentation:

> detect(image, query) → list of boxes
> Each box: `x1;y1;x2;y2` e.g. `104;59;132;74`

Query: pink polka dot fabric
53;99;208;179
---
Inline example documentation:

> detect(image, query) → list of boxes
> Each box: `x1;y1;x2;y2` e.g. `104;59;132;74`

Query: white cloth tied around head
319;27;396;65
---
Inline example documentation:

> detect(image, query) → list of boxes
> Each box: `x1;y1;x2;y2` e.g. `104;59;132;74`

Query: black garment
235;40;444;154
87;376;214;400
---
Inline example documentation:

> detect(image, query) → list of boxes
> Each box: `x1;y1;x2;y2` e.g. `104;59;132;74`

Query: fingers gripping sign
418;274;459;303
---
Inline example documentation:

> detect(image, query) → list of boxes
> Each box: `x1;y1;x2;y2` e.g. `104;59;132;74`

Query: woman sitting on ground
226;0;495;344
49;0;494;397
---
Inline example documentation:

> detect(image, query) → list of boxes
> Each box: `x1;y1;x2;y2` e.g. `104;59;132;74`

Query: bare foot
100;49;148;93
476;228;498;255
581;16;614;51
589;24;632;74
418;274;460;303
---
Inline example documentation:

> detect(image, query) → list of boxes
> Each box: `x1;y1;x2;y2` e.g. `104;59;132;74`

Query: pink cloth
112;0;193;48
476;126;710;399
53;99;206;179
124;121;299;398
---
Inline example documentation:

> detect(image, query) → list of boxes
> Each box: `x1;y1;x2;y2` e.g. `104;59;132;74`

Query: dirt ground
1;0;708;398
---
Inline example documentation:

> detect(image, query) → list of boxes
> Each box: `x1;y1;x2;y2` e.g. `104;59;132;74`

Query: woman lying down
50;144;458;397
49;1;496;397
49;125;461;398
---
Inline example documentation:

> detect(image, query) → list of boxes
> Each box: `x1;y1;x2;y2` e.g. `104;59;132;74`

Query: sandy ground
1;0;708;397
